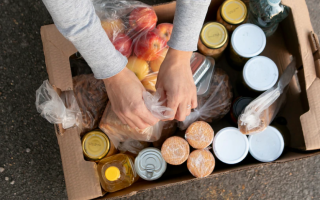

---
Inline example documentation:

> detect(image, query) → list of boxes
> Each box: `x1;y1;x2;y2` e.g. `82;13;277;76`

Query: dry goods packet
238;58;297;135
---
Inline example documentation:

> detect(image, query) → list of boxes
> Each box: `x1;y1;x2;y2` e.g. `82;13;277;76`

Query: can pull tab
145;164;155;179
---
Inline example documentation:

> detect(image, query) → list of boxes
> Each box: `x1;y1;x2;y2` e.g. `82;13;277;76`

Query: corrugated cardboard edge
282;0;320;150
55;126;103;200
40;25;76;91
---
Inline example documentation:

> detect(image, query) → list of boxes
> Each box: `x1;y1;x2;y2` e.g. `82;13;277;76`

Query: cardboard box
40;0;320;199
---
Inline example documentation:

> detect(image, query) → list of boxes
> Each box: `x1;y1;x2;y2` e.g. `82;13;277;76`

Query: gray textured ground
0;0;319;199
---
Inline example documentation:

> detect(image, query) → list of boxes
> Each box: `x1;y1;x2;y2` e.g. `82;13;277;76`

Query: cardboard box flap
55;127;102;200
40;25;77;91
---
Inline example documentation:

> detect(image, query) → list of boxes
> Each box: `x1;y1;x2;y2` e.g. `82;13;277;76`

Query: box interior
40;0;320;199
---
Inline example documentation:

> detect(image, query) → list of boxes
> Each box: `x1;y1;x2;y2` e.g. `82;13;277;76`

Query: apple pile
100;6;173;92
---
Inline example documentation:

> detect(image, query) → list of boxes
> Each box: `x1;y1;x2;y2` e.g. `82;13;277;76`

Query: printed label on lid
201;23;227;48
222;0;247;24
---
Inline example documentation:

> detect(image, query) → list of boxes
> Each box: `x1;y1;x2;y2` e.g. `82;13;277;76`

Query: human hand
156;48;197;121
104;67;159;129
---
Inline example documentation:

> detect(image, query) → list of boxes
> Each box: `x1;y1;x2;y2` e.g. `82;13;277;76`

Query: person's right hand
103;67;159;129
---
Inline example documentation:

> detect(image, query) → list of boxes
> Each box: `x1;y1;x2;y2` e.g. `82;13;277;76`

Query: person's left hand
156;48;197;121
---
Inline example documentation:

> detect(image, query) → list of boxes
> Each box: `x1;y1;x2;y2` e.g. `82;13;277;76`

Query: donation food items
161;136;190;165
185;121;214;149
187;149;215;178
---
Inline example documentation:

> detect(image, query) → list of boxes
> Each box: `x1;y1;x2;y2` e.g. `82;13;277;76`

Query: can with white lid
134;147;167;181
242;56;279;92
212;127;249;164
229;23;266;69
248;126;284;162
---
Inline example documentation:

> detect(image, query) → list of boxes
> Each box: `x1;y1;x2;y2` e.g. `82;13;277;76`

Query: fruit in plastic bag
134;31;167;61
156;23;173;42
141;73;157;92
187;149;215;178
126;56;149;80
129;7;157;32
101;18;125;41
150;47;168;72
112;33;133;58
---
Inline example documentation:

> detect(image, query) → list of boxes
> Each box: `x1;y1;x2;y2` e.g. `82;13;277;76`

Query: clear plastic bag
117;139;150;155
178;68;233;130
73;74;108;134
152;120;177;148
187;149;215;178
99;90;173;149
238;58;296;135
35;80;82;129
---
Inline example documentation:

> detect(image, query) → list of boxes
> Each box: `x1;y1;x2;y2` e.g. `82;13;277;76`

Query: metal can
212;127;249;164
82;130;117;161
216;0;248;33
248;126;284;162
230;96;254;124
242;56;279;92
229;24;266;69
134;147;167;181
198;22;229;60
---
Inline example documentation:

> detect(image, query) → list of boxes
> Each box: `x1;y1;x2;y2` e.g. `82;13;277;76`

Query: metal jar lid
82;130;111;161
134;147;167;181
221;0;247;25
200;22;228;49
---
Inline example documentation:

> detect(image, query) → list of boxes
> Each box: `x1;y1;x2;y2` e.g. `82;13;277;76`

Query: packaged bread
185;121;214;149
161;136;190;165
187;149;215;178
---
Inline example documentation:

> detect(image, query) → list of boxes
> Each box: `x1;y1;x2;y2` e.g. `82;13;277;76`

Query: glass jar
216;0;248;33
97;154;139;192
198;22;229;60
229;24;266;69
242;56;279;93
82;130;117;162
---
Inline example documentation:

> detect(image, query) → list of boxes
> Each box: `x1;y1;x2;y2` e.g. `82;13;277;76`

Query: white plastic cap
248;126;284;162
213;127;249;164
231;24;266;58
243;56;279;91
267;0;281;7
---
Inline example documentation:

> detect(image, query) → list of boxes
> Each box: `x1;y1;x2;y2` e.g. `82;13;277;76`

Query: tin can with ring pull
134;147;167;181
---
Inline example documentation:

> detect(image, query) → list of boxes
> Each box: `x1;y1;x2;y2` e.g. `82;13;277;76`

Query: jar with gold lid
82;130;117;161
216;0;248;33
198;22;229;60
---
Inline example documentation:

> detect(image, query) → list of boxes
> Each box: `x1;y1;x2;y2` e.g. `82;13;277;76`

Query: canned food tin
217;0;248;32
198;22;229;60
213;127;249;164
230;24;266;69
135;147;167;181
82;130;117;161
243;56;279;92
248;126;284;162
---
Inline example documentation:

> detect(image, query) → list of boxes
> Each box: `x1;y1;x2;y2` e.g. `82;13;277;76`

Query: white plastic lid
231;24;266;58
243;56;279;91
267;0;281;6
134;147;167;181
248;126;284;162
213;127;249;164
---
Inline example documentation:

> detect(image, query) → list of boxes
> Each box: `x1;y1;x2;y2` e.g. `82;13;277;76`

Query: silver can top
134;147;167;181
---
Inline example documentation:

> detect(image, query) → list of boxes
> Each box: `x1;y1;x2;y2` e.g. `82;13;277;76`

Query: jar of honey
198;22;229;60
216;0;248;33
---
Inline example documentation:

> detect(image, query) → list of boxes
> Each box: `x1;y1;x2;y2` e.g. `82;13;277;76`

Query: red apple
112;33;133;58
101;18;125;41
129;7;157;33
134;31;167;61
156;23;173;42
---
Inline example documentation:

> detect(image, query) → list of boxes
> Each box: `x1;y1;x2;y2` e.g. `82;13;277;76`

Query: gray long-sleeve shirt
42;0;210;79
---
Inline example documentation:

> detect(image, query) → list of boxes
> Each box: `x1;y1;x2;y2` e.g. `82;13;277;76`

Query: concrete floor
0;0;319;199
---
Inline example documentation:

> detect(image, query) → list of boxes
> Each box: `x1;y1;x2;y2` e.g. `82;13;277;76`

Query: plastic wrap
35;80;82;129
153;120;177;148
179;68;233;130
238;59;296;135
185;121;214;149
187;149;215;178
117;139;150;155
161;136;190;165
73;74;108;134
99;89;173;149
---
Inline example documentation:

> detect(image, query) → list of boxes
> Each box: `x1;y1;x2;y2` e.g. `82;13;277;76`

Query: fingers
175;100;190;121
191;93;198;109
166;96;179;120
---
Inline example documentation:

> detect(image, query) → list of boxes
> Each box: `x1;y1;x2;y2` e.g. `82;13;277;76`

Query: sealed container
187;149;215;178
195;55;215;96
216;0;248;33
230;97;254;124
198;22;229;60
82;130;117;161
135;147;167;181
229;24;266;69
185;121;214;149
213;127;249;164
242;56;279;92
248;126;284;162
191;52;212;85
161;136;190;165
97;153;139;192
